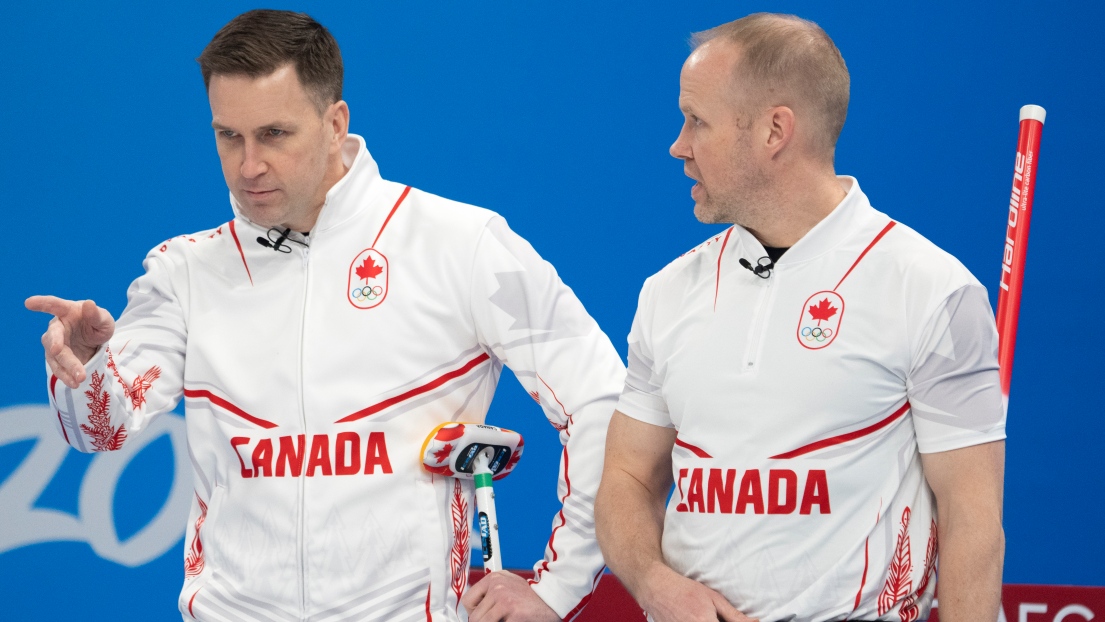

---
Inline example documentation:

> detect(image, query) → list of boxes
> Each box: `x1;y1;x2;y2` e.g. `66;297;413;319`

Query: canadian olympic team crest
797;291;844;350
347;248;389;309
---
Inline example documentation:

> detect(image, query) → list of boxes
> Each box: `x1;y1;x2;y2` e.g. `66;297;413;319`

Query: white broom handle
473;448;503;573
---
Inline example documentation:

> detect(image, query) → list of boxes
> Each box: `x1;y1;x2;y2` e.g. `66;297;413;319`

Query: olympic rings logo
801;326;834;342
351;285;383;301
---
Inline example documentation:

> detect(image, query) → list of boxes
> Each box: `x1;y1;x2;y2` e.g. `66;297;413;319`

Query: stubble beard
694;169;772;228
236;166;327;232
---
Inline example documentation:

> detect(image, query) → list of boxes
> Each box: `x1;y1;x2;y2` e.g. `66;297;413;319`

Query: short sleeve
616;278;674;428
908;284;1006;453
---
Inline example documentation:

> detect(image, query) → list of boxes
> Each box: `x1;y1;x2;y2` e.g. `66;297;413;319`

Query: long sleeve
469;216;626;619
47;246;187;453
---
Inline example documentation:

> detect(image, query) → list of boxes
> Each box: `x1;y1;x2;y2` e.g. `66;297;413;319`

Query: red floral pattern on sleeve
105;346;161;410
80;371;127;451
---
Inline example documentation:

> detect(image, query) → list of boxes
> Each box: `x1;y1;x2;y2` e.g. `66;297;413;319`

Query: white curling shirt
47;135;625;622
617;178;1005;622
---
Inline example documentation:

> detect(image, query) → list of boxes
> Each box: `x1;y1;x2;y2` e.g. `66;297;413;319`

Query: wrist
635;560;678;612
72;344;99;365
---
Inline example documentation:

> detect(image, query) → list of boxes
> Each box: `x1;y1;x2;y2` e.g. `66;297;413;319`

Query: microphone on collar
256;227;308;253
739;256;775;279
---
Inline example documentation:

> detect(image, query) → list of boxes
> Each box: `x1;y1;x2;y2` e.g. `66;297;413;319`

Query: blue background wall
2;1;1102;618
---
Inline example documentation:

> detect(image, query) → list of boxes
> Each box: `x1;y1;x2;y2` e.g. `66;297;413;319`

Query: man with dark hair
595;13;1005;622
27;9;623;622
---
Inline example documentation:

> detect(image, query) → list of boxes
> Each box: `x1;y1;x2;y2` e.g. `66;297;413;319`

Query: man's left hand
462;570;560;622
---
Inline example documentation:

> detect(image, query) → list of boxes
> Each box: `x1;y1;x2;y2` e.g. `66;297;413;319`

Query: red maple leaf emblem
433;443;454;464
808;298;838;324
355;256;383;282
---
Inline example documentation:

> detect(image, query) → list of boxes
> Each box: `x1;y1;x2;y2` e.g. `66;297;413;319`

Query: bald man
595;13;1005;622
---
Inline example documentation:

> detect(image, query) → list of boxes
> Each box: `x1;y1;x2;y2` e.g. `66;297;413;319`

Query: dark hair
197;9;343;111
692;13;849;158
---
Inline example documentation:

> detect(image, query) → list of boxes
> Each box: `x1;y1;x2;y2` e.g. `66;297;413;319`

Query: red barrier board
932;584;1105;622
471;571;1104;621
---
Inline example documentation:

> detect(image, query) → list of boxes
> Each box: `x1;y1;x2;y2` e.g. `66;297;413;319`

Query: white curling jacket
46;135;625;622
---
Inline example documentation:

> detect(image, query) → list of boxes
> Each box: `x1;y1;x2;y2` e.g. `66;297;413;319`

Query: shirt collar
229;133;387;235
732;176;879;265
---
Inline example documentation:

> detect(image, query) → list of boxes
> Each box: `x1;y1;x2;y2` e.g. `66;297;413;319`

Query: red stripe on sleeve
537;375;574;436
561;567;605;621
50;376;72;446
532;444;572;585
56;411;71;446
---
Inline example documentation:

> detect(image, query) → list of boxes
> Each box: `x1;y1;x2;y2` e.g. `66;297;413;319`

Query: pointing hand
26;295;115;388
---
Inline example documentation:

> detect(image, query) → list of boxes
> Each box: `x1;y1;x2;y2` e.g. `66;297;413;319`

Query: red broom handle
996;104;1046;406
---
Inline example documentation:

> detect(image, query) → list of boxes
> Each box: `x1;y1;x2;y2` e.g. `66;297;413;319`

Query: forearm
594;467;671;600
922;441;1007;622
934;509;1004;622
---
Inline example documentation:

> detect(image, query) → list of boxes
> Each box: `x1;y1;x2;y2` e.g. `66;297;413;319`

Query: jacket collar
229;133;387;236
731;176;881;266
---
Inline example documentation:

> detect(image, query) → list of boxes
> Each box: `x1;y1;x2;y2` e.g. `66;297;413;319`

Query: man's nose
670;126;691;160
241;141;268;179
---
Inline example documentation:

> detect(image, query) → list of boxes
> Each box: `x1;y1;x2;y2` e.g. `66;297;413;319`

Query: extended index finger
25;295;77;317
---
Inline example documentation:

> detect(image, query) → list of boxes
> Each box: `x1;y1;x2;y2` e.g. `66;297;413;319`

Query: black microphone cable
739;256;775;279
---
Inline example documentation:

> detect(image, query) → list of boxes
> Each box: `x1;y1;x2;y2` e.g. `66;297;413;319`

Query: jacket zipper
741;270;777;373
297;241;311;618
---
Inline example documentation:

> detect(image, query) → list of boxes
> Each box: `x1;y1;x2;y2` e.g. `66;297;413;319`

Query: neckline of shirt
228;133;390;238
731;175;878;267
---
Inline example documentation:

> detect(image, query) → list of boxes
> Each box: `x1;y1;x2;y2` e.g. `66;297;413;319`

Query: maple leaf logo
433;443;454;464
808;298;838;325
355;256;383;282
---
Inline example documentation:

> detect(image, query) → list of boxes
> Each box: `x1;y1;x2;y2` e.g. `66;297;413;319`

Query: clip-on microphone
256;227;293;253
739;256;775;279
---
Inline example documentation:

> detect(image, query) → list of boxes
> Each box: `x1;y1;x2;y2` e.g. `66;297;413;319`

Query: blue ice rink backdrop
2;1;1103;619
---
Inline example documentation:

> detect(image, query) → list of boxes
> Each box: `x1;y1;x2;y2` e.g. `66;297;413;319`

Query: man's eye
220;130;237;138
267;129;285;137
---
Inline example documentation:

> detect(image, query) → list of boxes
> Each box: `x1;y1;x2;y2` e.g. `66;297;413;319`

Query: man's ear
326;100;350;152
764;105;795;159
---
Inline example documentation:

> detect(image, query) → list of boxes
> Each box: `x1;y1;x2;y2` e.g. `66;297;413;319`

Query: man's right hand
639;564;758;622
25;296;115;389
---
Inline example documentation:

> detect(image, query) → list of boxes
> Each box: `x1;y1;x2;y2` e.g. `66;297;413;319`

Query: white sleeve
469;216;625;619
615;277;673;428
47;246;186;453
907;283;1006;454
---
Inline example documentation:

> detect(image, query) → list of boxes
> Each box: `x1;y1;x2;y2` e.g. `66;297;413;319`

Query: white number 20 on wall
0;405;191;566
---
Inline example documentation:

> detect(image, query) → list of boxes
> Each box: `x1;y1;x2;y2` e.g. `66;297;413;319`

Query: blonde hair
692;13;850;159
